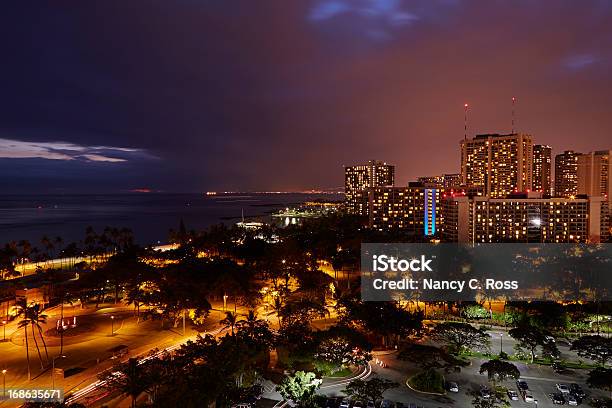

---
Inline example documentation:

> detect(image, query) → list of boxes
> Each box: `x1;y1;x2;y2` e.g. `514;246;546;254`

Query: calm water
0;193;342;246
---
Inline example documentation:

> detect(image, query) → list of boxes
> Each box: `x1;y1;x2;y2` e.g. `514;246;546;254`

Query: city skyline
3;1;612;193
2;3;612;408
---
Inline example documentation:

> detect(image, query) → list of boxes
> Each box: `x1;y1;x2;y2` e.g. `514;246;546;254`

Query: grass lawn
406;369;446;394
325;367;353;378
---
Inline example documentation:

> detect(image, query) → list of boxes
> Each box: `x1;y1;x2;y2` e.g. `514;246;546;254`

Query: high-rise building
460;133;533;198
441;192;609;243
344;160;394;216
417;173;461;189
417;175;444;187
443;173;462;189
555;150;580;197
533;145;552;195
578;150;611;204
368;183;441;237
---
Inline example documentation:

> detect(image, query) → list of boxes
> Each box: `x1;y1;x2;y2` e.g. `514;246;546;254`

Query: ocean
0;193;342;246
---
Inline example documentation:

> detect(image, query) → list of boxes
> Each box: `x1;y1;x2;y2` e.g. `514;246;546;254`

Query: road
0;299;244;408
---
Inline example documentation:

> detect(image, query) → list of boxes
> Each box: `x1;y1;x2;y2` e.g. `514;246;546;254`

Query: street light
223;295;228;311
500;333;503;354
2;369;6;398
52;355;65;389
110;315;115;336
1;320;6;342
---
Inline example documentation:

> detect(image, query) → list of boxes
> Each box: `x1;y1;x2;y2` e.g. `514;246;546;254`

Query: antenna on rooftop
464;103;469;140
512;96;516;134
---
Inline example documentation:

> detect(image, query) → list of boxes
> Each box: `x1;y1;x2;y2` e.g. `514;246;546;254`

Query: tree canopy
430;322;490;354
479;359;520;383
276;371;322;407
344;378;399;404
571;335;612;367
509;324;558;363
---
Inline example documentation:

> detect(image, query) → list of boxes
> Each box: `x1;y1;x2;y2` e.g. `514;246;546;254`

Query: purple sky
1;0;612;193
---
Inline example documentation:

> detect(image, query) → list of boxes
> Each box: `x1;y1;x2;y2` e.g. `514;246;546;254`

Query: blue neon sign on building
424;188;437;236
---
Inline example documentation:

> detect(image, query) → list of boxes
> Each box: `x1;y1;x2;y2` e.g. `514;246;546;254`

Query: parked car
480;386;491;399
549;393;565;405
507;390;519;401
565;394;578;405
380;400;393;408
552;362;570;374
339;399;350;408
591;398;612;408
447;382;459;393
326;398;340;408
556;383;570;394
524;391;535;403
569;383;586;399
517;380;529;391
352;401;364;408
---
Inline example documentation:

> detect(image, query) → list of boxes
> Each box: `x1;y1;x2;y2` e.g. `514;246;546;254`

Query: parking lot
317;350;610;408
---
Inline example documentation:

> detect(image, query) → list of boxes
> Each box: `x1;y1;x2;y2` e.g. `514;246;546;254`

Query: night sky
2;1;612;193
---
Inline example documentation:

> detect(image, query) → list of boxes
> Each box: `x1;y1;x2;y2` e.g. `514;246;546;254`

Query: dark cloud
0;138;154;162
1;0;612;193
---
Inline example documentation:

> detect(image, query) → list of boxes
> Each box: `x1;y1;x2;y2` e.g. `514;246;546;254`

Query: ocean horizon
0;192;343;246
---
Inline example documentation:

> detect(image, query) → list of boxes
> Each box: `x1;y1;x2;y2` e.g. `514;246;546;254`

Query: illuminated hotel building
441;192;609;243
443;173;462;189
417;175;444;187
417;173;461;189
533;144;552;195
368;183;441;237
344;160;394;216
554;150;580;197
460;133;533;198
578;150;611;204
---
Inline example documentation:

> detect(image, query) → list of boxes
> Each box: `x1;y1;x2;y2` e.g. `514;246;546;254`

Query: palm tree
60;242;80;270
54;236;64;268
19;300;49;369
16;300;49;371
57;290;77;356
16;302;32;380
40;235;55;268
235;310;257;335
267;295;285;328
239;310;260;332
236;309;274;349
29;302;50;363
0;242;20;279
220;311;240;335
17;240;32;265
15;300;46;374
